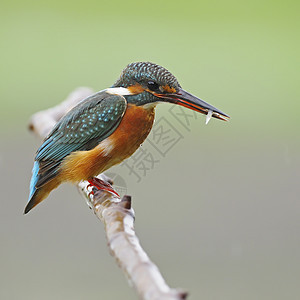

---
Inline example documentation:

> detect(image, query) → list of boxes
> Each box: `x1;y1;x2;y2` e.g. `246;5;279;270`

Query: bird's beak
155;88;230;122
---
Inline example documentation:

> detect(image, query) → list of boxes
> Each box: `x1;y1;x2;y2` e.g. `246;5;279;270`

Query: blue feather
36;139;55;160
28;161;39;201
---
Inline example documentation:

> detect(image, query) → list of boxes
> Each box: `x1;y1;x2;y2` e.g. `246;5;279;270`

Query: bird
25;62;229;214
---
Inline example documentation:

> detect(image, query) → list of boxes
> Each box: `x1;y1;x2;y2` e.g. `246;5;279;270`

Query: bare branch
29;88;188;300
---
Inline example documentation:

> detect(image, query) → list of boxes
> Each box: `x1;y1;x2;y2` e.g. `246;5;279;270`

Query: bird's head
111;62;229;122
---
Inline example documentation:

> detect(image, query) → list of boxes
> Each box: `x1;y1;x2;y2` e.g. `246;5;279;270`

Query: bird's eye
147;81;159;91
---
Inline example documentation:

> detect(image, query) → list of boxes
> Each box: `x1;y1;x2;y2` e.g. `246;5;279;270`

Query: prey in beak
154;88;230;124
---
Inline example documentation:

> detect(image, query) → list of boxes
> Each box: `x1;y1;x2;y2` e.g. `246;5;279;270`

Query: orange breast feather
59;104;155;183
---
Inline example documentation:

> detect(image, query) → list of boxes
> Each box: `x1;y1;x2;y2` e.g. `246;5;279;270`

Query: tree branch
29;88;188;300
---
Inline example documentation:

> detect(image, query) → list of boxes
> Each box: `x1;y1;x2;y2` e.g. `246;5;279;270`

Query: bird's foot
87;177;120;198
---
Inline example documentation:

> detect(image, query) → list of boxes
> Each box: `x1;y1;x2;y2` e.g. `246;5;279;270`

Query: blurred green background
1;0;299;299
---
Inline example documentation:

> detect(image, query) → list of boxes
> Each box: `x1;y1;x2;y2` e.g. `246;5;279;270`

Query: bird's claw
87;177;120;198
88;190;95;198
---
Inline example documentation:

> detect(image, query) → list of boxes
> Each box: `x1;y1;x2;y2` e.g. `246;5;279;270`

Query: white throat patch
105;87;133;96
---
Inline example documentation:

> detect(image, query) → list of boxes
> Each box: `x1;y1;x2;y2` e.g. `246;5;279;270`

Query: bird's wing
34;91;127;188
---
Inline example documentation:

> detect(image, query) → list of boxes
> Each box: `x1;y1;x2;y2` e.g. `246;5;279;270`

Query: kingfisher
25;62;229;214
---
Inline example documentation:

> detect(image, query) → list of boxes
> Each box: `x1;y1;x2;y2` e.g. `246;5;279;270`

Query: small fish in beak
205;110;213;125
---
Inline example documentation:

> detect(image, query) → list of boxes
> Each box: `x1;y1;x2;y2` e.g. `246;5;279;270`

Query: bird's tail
24;189;46;214
24;161;59;214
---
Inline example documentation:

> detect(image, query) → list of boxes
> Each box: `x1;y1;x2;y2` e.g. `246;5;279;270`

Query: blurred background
1;0;299;299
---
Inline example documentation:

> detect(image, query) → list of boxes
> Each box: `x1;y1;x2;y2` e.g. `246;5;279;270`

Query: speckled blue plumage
28;92;126;197
114;62;180;88
113;62;181;106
